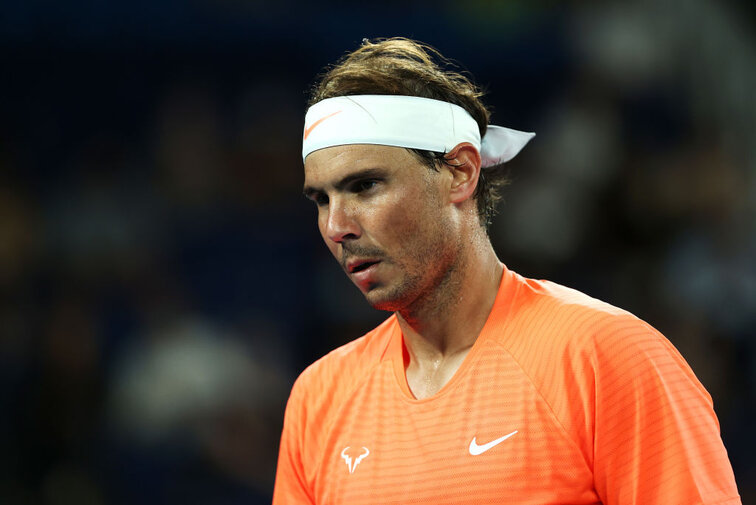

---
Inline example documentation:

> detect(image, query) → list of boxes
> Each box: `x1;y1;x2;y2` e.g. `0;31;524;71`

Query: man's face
303;144;460;311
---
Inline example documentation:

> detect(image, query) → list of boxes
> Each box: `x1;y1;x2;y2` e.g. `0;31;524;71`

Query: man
273;38;740;504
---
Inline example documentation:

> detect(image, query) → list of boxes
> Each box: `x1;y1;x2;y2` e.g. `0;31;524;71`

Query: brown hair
308;37;510;229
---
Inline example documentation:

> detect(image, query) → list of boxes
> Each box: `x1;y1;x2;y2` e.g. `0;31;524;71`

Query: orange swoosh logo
304;110;342;140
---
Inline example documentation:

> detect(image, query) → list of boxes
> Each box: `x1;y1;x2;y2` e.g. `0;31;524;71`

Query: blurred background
1;0;754;503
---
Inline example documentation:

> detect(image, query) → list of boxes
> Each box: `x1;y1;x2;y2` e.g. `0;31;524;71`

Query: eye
353;179;378;193
315;193;329;207
305;191;328;207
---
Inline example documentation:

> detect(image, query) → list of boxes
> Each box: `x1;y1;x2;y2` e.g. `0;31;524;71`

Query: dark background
2;1;754;503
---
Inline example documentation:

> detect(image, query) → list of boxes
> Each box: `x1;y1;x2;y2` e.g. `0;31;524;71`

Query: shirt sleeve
272;374;316;505
591;320;741;504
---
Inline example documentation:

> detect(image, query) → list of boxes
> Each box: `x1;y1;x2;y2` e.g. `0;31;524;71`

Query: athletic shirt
273;266;741;504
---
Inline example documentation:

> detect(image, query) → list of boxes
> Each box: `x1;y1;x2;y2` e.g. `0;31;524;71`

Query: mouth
347;259;381;274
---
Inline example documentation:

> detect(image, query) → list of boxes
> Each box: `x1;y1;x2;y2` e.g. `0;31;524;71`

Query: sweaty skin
304;144;502;398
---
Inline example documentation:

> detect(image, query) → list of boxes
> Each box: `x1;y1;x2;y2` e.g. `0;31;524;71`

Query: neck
396;236;503;362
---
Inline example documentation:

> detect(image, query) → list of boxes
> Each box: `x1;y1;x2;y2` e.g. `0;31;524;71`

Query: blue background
1;1;754;503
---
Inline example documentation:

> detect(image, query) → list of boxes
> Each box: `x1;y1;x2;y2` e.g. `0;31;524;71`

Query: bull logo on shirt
341;446;369;474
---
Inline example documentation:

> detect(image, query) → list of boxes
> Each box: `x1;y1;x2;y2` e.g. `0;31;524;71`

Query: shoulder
505;273;709;399
513;275;630;322
289;314;397;412
498;273;702;397
507;274;659;353
497;273;714;462
501;281;740;504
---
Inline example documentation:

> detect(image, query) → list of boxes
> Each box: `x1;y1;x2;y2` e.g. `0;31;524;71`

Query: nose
325;197;361;244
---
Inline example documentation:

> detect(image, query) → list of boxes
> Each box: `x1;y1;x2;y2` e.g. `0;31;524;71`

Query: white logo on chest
468;430;518;455
341;446;370;474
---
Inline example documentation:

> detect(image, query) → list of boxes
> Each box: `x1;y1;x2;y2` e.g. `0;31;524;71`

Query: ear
444;142;482;204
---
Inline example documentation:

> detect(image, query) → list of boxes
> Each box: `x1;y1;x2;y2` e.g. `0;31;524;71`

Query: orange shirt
273;266;740;504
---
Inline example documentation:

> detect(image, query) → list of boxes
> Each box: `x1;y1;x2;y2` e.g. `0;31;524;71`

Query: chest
309;351;600;505
405;351;469;399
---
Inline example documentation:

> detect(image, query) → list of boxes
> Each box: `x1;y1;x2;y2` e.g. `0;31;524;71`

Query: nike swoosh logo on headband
304;110;342;140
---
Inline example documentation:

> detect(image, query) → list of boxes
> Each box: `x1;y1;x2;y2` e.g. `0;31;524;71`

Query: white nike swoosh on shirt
468;430;518;455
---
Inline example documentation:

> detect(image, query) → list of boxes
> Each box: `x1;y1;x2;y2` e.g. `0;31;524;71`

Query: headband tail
480;126;535;168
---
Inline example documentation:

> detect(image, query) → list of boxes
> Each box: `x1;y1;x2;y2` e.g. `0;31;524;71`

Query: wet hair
308;37;510;229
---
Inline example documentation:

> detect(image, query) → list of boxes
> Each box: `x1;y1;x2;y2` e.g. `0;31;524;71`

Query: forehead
303;144;421;187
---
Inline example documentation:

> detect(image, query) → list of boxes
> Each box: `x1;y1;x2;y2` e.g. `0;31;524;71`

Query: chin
362;291;397;312
367;298;402;312
362;283;415;313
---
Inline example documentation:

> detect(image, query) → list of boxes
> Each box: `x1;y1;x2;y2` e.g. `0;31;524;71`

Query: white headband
302;95;535;167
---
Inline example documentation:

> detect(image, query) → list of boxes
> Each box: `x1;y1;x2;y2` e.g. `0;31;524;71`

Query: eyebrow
303;167;387;199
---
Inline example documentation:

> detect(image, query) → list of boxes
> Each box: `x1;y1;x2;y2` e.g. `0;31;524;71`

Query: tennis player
273;38;741;504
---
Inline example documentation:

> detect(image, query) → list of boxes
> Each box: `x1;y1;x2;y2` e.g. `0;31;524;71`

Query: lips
347;259;380;274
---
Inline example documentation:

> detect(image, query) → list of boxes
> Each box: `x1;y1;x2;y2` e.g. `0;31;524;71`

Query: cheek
377;190;442;248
